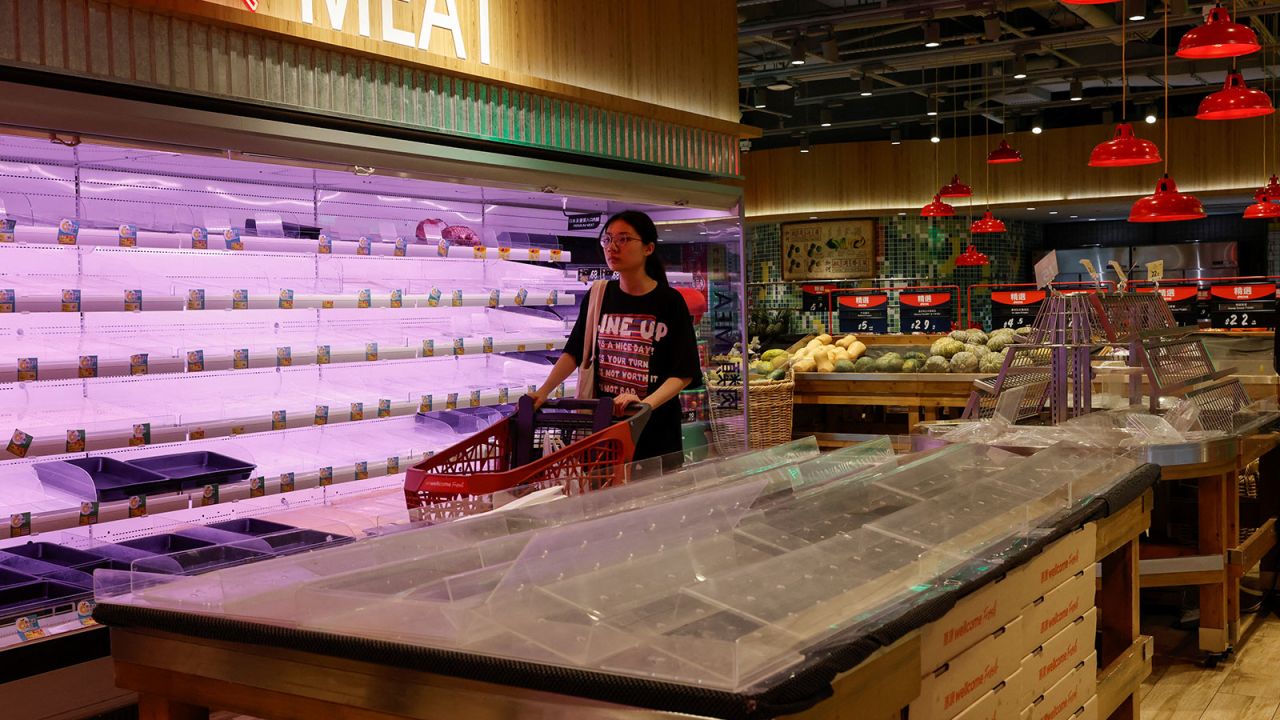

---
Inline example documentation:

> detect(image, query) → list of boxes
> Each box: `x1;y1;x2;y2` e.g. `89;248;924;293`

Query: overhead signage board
781;220;875;281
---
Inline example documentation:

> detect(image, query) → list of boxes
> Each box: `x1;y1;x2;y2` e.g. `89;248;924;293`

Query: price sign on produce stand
836;292;889;334
801;284;838;313
990;288;1046;330
898;291;954;333
1208;283;1276;329
1137;285;1199;326
1146;260;1164;282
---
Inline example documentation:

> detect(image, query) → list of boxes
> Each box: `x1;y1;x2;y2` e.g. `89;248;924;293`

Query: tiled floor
1141;608;1280;720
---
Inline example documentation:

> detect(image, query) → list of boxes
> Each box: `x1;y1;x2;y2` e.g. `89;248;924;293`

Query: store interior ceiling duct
1176;4;1262;60
1196;72;1275;120
987;138;1024;164
920;195;956;217
1089;123;1162;167
1129;174;1206;222
969;210;1007;233
955;245;991;266
939;174;973;198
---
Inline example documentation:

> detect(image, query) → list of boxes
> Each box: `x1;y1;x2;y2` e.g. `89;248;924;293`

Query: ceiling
738;0;1280;151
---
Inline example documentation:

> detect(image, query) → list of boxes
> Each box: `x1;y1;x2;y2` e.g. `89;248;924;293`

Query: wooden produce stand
793;372;991;436
99;491;1153;720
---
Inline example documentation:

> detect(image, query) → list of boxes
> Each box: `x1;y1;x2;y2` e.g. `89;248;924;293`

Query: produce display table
793;372;990;433
95;470;1156;720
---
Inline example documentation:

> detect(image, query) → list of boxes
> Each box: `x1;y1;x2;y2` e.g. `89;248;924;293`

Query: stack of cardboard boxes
909;524;1100;720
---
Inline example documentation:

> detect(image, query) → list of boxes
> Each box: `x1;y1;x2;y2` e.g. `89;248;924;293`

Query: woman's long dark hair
603;210;668;286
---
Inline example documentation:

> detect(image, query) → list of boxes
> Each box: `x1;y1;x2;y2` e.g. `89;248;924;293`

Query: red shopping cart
404;396;650;520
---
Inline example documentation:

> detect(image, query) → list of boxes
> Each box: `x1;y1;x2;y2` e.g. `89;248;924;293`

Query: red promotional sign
991;290;1046;306
1209;284;1276;301
837;294;888;308
900;292;952;308
1137;286;1198;302
242;0;259;10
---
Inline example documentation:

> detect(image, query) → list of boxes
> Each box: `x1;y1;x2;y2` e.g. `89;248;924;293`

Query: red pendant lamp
955;245;990;266
1130;175;1206;222
939;174;973;197
921;194;956;217
987;138;1023;164
1197;72;1275;120
1243;190;1280;220
970;210;1007;233
1177;4;1261;60
1090;14;1161;167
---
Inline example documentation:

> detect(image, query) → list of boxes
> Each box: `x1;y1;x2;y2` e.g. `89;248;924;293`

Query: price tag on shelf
550;249;563;262
187;289;206;310
61;289;81;313
0;289;13;313
128;494;147;518
186;350;204;372
469;390;481;408
451;290;463;307
354;461;369;480
437;239;449;257
249;476;265;498
65;429;85;454
498;247;511;261
378;399;391;418
124;289;142;312
8;511;31;538
394;237;407;257
314;405;328;425
0;218;15;243
1146;260;1164;282
487;290;500;308
419;394;433;413
357;236;372;256
279;472;295;493
16;357;37;382
446;392;459;410
200;484;219;506
421;339;435;357
317;467;333;487
233;348;249;370
224;228;243;251
386;456;400;474
453;338;465;356
473;246;487;259
189;427;206;440
316;345;331;365
230;425;246;436
365;342;378;361
390;289;403;308
76;600;96;627
271;410;287;431
57;218;79;245
129;423;151;447
482;336;494;353
77;501;99;526
276;347;292;367
498;387;509;404
130;353;148;376
232;289;249;310
428;288;442;307
14;614;45;641
546;289;559;306
322;299;334;309
357;289;371;308
118;224;137;248
514;288;528;306
191;227;209;250
279;289;294;309
6;430;33;458
527;247;541;261
350;402;364;421
317;234;332;254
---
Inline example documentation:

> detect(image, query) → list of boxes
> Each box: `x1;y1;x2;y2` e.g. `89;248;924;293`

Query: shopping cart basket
404;397;650;518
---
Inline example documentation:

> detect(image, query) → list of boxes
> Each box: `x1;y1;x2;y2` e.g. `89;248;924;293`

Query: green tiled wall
749;216;1040;333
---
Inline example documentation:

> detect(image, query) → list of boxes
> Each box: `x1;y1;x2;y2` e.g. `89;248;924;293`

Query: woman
527;210;701;465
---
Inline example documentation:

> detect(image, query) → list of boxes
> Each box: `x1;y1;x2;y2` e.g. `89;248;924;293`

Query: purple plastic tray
0;554;95;588
0;567;36;589
3;542;116;572
207;518;352;555
125;451;256;490
0;579;87;621
34;457;178;502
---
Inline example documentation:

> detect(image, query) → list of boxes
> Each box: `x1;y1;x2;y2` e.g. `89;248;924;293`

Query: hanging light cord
985;61;992;209
968;66;975;219
1121;9;1127;119
1163;2;1169;175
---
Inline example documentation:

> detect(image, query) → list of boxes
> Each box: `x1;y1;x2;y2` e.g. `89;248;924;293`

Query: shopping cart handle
621;402;652;446
517;396;652;447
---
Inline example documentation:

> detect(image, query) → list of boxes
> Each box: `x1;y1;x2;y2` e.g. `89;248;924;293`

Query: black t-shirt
563;281;703;463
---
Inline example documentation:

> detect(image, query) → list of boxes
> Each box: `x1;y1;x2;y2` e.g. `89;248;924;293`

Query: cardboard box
1022;524;1096;603
1024;565;1096;649
1072;696;1098;720
920;566;1033;673
910;615;1025;720
954;667;1025;720
1021;652;1097;720
1018;608;1098;708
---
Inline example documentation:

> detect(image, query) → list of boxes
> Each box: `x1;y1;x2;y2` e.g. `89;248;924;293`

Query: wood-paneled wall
127;0;743;131
743;117;1270;220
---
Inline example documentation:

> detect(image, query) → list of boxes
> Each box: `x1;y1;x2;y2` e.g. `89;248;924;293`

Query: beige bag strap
581;280;607;370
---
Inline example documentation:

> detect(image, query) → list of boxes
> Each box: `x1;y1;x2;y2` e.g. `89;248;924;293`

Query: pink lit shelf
0;356;570;459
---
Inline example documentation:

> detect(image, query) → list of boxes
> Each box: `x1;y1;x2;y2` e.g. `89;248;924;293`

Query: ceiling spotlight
923;22;941;48
1012;54;1028;80
819;109;833;127
1030;114;1044;134
766;78;793;91
930;132;941;143
790;36;807;65
750;87;767;109
859;73;874;97
1143;105;1157;124
800;136;811;153
1069;78;1083;102
1049;211;1059;215
1125;0;1146;21
927;96;939;117
890;128;902;145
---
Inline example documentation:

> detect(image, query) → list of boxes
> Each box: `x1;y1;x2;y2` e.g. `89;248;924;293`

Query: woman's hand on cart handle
525;389;550;411
612;393;643;416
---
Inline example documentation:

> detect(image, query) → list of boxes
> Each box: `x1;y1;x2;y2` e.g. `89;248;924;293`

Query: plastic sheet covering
96;440;1142;693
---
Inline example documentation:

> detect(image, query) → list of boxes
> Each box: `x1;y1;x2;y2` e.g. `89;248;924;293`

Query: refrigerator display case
93;439;1147;702
0;125;748;647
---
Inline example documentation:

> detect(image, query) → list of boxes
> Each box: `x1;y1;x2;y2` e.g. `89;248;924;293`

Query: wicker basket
706;372;795;454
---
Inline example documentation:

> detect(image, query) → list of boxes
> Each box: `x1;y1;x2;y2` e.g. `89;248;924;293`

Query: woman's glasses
600;233;641;248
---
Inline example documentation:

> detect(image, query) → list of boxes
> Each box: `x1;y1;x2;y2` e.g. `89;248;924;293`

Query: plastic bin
2;542;116;572
34;457;177;502
206;518;351;555
125;451;256;490
0;579;87;619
